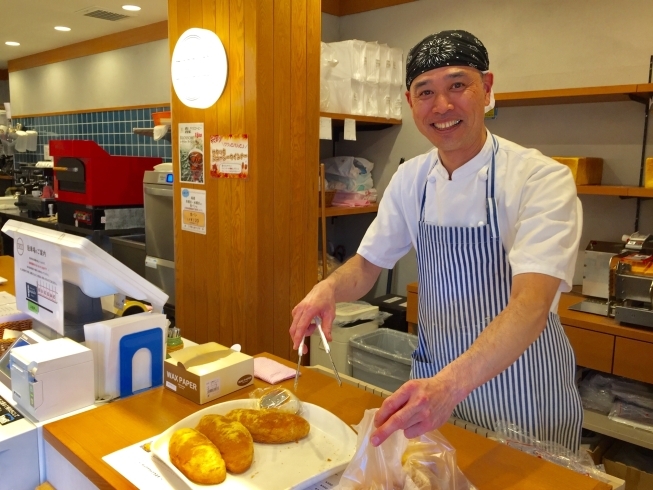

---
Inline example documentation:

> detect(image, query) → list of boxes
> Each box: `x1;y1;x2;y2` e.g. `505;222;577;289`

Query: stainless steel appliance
143;170;175;306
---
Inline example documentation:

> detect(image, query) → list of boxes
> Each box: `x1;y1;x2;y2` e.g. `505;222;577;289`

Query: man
290;30;583;451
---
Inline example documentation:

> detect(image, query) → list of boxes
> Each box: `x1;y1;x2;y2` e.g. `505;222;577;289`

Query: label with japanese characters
180;188;207;235
210;134;249;179
179;123;205;184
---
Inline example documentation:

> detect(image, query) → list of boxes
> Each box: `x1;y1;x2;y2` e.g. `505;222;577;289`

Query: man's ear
481;72;494;104
405;90;413;108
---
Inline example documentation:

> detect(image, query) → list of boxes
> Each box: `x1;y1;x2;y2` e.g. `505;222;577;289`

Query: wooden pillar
168;0;319;360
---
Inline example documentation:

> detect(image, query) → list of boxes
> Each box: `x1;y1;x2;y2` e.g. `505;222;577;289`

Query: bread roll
225;408;310;444
196;414;254;474
168;428;226;484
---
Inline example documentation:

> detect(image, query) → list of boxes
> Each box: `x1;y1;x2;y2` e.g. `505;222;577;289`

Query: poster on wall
210;134;249;179
179;123;205;184
181;188;206;235
13;232;64;335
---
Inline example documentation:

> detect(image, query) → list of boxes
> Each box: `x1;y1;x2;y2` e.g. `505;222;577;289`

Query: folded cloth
254;357;298;384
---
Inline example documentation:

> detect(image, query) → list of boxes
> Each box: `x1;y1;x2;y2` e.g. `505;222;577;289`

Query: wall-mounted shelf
320;112;402;131
320;204;379;217
133;127;171;142
576;185;653;198
495;83;653;107
584;409;653;451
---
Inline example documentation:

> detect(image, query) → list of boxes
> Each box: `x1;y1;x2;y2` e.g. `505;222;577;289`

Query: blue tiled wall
12;105;172;165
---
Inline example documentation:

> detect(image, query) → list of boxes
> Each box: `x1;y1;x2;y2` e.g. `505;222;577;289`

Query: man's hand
290;282;337;354
370;371;466;446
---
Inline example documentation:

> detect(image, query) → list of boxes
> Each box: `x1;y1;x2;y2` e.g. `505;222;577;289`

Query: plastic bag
578;371;614;414
493;420;610;483
339;409;476;490
608;400;653;432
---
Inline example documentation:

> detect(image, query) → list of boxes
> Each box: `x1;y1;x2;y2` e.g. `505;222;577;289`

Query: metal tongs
294;317;342;391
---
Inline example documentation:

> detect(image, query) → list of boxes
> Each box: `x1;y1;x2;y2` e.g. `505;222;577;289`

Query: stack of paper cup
26;130;38;151
14;130;28;152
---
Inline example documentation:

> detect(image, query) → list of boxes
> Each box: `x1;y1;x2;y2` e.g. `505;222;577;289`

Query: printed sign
210;134;249;179
179;123;205;184
13;232;64;334
0;394;23;425
181;188;206;235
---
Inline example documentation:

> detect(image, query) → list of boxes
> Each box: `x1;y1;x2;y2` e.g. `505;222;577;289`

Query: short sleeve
508;162;581;291
357;165;415;269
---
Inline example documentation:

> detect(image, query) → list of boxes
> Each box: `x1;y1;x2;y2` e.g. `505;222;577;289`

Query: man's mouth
431;120;462;130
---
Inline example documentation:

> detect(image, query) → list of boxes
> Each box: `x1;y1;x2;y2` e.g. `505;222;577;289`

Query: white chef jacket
358;132;582;312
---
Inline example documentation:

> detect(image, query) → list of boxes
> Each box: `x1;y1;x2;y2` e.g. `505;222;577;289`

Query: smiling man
290;30;583;451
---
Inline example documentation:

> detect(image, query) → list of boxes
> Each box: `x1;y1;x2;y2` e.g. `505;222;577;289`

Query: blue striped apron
412;135;583;451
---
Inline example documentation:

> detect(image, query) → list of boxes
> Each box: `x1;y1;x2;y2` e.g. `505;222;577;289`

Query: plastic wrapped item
323;156;375;192
611;376;653;410
318;253;342;281
493;420;610;484
578;371;614;414
332;189;378;207
609;400;653;432
339;409;476;490
249;387;302;415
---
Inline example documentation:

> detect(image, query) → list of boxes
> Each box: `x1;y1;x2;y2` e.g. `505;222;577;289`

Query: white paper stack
321;39;403;119
83;312;168;401
26;130;37;151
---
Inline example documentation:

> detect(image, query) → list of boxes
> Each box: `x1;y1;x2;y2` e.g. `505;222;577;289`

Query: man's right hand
289;281;337;355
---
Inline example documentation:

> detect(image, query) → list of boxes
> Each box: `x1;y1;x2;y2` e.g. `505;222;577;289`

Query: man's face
406;66;493;167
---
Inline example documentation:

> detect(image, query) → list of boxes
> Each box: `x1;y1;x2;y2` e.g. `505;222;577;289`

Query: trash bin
349;329;417;392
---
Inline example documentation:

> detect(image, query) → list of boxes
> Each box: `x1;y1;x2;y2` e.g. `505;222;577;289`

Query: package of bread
225;408;310;443
196;414;254;474
168;428;226;484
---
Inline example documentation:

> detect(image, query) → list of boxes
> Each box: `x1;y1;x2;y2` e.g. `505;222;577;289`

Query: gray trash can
349;329;418;392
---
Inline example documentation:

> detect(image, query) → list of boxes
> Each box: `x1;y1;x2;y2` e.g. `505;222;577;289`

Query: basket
319;190;336;207
0;319;33;355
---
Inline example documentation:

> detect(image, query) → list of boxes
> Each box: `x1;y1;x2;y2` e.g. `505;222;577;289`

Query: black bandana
406;30;489;90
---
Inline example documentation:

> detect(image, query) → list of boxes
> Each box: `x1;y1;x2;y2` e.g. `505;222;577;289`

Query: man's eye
451;82;465;89
418;90;433;97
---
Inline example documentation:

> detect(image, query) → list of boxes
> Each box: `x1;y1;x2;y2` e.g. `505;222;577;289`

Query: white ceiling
0;0;168;69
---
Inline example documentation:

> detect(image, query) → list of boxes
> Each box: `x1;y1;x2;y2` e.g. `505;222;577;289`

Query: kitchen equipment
10;337;94;422
143;170;175;306
310;319;378;376
49;140;161;230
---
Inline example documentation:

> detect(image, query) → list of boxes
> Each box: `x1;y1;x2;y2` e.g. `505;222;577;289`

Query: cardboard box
587;436;614;466
603;441;653;490
164;343;254;404
551;156;603;185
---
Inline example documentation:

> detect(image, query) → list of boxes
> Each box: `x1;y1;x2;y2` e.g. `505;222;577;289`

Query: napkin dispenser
10;337;94;422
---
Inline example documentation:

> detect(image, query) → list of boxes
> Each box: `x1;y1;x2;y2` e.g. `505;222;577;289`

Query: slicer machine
572;232;653;328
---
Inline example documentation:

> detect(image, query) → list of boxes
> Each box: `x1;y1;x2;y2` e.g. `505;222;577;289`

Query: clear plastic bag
608;400;653;432
339;409;476;490
578;371;614;414
493;420;610;484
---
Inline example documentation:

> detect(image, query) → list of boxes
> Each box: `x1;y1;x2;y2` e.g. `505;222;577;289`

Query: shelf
320;112;401;131
576;185;653;198
495;83;653;107
583;409;653;450
320;204;379;217
133;127;171;142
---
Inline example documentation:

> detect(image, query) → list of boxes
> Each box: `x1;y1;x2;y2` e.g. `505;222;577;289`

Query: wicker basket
0;319;33;355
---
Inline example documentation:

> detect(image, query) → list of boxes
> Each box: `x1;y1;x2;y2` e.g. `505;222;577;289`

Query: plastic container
349;329;418;392
310;319;378;376
334;302;379;324
152;111;171;126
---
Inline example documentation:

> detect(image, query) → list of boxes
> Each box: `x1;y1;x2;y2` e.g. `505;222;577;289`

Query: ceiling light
54;26;71;32
122;5;141;11
5;42;20;46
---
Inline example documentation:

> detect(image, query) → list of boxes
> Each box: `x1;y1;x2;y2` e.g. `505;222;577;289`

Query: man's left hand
370;375;462;446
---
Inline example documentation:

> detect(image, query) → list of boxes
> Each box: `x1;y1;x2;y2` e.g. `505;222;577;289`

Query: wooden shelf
133;127;171;142
576;185;653;198
321;204;379;217
584;409;653;451
320;112;401;131
495;83;653;107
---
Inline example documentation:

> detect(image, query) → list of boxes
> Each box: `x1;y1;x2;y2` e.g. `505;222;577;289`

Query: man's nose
432;93;453;113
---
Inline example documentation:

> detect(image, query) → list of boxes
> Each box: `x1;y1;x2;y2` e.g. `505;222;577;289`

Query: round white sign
171;28;228;109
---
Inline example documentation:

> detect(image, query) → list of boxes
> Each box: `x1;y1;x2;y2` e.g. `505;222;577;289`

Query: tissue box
551;157;603;185
164;342;254;404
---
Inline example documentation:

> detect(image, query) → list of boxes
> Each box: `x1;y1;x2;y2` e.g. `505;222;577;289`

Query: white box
10;338;95;422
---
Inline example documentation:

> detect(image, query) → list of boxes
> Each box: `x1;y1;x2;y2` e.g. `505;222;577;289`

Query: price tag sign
181;188;206;235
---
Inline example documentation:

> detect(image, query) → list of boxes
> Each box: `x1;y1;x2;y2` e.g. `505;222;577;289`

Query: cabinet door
613;337;653;385
562;325;614;373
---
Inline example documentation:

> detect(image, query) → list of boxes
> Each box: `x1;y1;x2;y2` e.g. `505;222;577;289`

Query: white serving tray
150;399;356;490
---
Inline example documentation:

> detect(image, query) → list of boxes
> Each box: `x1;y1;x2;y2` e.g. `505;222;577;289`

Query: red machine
49;140;161;206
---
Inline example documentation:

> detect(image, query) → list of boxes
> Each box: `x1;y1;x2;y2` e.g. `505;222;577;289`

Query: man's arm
370;271;560;445
290;254;383;354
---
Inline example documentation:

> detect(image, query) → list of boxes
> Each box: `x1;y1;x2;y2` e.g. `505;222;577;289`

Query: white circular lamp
171;28;228;109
